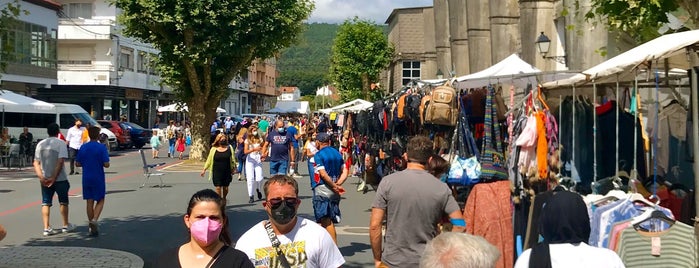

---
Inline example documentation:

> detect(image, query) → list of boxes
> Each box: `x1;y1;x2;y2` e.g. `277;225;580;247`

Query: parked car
97;120;132;150
122;122;152;149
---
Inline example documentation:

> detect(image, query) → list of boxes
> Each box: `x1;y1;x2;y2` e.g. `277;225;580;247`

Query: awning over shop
267;101;310;114
543;29;699;89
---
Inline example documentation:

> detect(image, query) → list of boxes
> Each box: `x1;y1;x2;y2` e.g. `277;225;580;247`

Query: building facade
384;0;628;92
33;0;168;128
248;58;278;114
277;86;300;101
0;0;61;95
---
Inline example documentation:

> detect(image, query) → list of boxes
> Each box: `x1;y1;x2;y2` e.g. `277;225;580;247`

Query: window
138;52;148;73
2;112;55;128
0;20;57;68
401;60;420;86
119;47;134;71
61;3;92;19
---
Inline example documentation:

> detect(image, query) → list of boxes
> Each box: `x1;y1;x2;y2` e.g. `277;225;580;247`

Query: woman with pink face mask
154;189;254;268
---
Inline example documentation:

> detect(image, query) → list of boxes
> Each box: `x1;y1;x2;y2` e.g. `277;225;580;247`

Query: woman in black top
201;134;237;203
153;189;253;268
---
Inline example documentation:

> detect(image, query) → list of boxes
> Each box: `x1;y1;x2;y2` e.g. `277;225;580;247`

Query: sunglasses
266;197;299;209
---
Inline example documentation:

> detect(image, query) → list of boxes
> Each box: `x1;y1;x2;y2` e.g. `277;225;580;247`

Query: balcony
58;18;114;40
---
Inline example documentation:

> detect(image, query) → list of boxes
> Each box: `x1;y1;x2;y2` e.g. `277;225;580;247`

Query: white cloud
309;0;433;24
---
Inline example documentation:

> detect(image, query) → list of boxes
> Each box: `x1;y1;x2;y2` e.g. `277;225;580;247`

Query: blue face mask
278;127;285;133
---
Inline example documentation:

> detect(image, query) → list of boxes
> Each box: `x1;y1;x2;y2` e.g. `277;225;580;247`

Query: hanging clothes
555;96;595;194
616;222;697;267
465;180;514;268
595;101;647;180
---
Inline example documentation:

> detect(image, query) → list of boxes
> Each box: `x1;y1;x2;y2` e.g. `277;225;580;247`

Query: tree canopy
581;0;697;42
112;0;313;160
0;0;24;77
329;17;393;102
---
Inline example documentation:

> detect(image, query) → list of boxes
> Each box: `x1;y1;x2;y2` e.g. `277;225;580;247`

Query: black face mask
220;140;228;146
269;202;296;225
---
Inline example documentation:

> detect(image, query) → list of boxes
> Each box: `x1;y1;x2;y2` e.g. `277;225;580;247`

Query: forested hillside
277;23;338;96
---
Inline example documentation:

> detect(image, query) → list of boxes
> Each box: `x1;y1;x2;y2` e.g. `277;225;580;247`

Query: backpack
419;94;431;125
396;93;408;120
371;101;385;133
424;85;458;126
405;94;422;121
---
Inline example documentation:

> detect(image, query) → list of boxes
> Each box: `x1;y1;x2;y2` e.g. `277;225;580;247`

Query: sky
308;0;433;24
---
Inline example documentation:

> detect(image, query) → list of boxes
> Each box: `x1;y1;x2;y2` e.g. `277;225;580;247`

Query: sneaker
61;223;76;233
69;171;74;175
88;221;99;237
248;196;254;203
357;181;366;192
43;227;58;236
292;174;302;179
256;189;263;200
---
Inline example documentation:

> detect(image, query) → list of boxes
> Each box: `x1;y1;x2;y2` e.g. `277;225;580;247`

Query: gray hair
420;233;500;268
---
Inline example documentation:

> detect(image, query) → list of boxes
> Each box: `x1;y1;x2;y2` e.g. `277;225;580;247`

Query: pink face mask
190;217;223;245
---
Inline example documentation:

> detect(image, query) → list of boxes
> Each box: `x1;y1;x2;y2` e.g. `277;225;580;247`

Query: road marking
0;178;34;182
0;161;180;217
335;226;371;236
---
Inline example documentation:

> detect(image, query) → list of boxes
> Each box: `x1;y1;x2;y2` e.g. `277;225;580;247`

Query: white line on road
0;178;34;182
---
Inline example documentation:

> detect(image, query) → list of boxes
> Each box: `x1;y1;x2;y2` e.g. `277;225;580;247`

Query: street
0;147;376;268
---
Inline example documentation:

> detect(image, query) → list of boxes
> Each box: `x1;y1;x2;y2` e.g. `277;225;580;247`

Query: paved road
0;147;376;267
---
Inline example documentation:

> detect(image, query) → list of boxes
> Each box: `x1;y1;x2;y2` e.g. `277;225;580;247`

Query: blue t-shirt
287;126;299;148
266;129;293;162
312;146;343;189
75;141;109;185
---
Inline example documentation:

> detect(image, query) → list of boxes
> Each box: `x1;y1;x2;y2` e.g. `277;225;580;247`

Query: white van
2;103;118;152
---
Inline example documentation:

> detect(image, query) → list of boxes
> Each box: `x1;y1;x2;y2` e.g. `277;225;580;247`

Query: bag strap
205;246;228;268
264;221;292;268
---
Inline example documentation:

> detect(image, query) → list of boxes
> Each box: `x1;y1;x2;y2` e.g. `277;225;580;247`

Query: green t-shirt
617;222;697;268
258;120;269;133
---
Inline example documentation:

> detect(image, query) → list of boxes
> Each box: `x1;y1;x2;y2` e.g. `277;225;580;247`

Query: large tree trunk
188;96;218;161
361;73;370;100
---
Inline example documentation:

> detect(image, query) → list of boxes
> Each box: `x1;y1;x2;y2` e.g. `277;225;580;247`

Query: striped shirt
617;222;696;268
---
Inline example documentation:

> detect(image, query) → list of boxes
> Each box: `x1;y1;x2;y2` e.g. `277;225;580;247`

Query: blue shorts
270;160;288;176
41;180;70;207
83;181;106;201
312;195;341;223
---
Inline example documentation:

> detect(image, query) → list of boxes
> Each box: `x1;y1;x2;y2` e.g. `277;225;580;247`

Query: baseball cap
316;133;330;143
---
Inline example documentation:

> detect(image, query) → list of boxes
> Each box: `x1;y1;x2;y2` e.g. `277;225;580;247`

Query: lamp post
535;32;566;65
436;69;444;80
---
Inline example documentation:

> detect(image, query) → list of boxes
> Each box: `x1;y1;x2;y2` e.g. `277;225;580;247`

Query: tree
0;0;25;78
580;0;697;42
112;0;313;160
329;17;393;102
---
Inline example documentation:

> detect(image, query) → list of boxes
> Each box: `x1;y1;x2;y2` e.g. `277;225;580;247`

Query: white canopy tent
318;99;372;114
267;101;310;114
543;29;699;89
157;103;226;113
341;102;374;112
454;54;543;89
0;90;55;111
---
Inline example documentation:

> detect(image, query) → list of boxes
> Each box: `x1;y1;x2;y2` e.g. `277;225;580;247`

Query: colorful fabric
465;180;514;268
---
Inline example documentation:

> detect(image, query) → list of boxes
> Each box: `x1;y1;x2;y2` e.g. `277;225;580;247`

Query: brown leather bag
424;85;458;126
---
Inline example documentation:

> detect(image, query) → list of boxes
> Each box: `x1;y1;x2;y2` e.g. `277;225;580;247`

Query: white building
277;86;300;101
33;0;169;128
0;0;60;95
221;72;250;116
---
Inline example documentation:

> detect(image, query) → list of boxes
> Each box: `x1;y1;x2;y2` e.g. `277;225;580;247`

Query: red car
97;120;132;150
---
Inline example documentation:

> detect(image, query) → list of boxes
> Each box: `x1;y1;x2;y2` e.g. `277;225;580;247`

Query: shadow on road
106;189;136;195
339;242;371;257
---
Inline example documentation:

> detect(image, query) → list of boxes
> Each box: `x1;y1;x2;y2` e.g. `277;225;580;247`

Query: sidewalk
0;167;36;181
0;246;144;267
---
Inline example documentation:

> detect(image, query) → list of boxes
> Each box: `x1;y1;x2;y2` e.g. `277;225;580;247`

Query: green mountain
277;23;339;96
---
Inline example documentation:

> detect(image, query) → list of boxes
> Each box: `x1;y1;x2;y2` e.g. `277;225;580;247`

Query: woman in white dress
243;125;264;203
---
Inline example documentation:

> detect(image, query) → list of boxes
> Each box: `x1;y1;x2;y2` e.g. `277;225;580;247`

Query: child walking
150;130;161;158
75;126;110;237
175;133;186;159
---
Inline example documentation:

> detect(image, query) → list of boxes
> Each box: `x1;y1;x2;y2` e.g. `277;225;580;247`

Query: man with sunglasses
235;175;345;268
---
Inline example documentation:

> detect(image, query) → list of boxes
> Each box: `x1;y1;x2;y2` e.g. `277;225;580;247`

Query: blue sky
309;0;433;24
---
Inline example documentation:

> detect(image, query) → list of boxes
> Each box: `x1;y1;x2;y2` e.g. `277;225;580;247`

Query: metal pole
615;75;620;176
593;81;598;185
690;66;699;216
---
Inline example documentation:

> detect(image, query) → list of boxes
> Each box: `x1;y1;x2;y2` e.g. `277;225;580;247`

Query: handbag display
447;94;482;185
480;85;508;181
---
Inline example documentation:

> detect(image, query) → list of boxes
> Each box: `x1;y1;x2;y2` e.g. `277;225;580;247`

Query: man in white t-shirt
65;118;85;175
235;175;345;268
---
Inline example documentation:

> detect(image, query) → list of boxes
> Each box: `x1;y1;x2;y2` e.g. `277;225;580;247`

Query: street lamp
535;32;566;65
436;69;444;79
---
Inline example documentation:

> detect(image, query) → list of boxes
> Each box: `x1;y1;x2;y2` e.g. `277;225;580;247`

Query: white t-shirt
235;217;345;268
245;139;262;163
305;141;318;156
34;137;69;182
66;126;84;150
514;243;625;268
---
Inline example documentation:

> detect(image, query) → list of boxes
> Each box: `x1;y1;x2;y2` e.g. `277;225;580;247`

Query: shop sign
125;89;143;100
